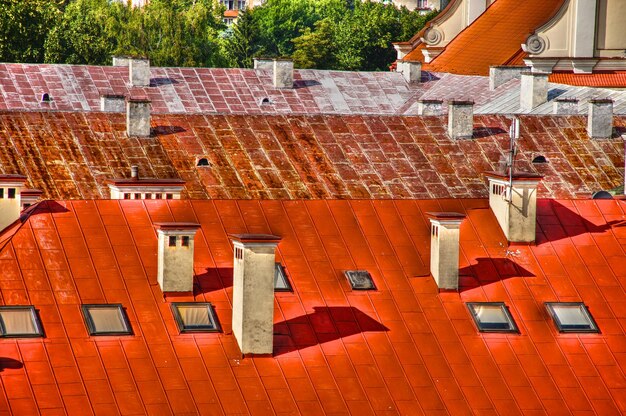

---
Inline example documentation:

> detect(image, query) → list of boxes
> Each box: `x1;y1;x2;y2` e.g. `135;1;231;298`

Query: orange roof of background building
407;0;564;75
549;71;626;88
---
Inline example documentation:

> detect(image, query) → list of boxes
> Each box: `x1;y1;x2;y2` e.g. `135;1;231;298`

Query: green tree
292;18;336;69
224;10;262;68
0;0;63;63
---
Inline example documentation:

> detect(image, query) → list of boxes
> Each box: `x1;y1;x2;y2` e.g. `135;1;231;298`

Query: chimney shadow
152;126;186;136
194;267;233;294
473;127;506;139
458;257;534;292
536;200;626;244
293;80;321;89
0;358;23;372
273;306;388;356
150;77;179;86
547;88;567;101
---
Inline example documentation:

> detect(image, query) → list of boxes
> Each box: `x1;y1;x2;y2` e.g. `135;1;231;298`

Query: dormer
107;166;185;200
0;175;27;231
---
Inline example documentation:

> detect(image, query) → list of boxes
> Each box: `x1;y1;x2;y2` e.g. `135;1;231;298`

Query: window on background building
0;306;44;337
237;0;246;9
467;302;519;333
222;0;234;9
81;304;132;336
545;302;599;333
417;0;428;8
171;303;220;333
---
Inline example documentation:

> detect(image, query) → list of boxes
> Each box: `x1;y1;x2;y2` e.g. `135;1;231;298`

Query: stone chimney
230;234;281;356
130;165;139;179
396;60;421;83
485;172;542;243
129;57;150;87
253;58;274;70
489;66;527;90
100;94;125;112
0;175;27;231
520;72;549;111
587;99;613;139
447;100;474;139
156;223;200;292
427;212;465;290
112;55;130;67
126;99;151;137
553;98;579;115
273;59;293;89
417;100;443;116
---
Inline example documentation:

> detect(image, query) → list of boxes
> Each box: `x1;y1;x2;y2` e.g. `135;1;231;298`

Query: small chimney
447;100;474;139
553;98;579;115
417;100;443;116
520;72;549;111
273;59;293;89
230;234;281;356
129;57;150;87
489;66;528;90
485;172;542;243
130;165;139;179
156;223;200;292
427;212;465;290
0;175;27;231
126;99;151;137
587;99;613;139
396;60;421;83
100;94;125;112
112;55;130;67
253;58;274;71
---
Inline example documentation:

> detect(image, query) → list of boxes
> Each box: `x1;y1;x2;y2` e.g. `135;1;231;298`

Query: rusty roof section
0;198;625;414
0;112;623;200
411;0;564;75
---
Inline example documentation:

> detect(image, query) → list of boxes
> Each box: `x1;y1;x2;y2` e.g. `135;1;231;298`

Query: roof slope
0;198;624;414
549;71;626;89
0;64;414;115
417;0;564;75
0;112;623;200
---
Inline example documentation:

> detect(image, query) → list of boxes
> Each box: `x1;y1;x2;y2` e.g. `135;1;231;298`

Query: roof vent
259;97;272;105
196;158;211;167
130;165;139;179
532;155;547;164
592;191;613;199
41;93;51;103
344;270;376;290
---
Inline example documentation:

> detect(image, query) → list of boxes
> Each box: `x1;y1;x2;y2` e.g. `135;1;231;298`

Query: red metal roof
411;0;564;76
0;112;623;200
549;71;626;88
0;198;624;414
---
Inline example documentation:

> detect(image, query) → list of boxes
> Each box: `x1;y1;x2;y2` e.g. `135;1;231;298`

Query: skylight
0;306;43;337
467;302;518;333
81;304;132;336
274;263;292;292
345;270;376;290
171;303;220;333
545;302;599;333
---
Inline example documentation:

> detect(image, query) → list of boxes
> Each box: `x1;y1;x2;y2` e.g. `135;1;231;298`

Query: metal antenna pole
508;116;520;202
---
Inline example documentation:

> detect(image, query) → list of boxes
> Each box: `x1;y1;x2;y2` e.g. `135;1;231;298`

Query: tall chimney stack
396;60;421;83
427;212;465;290
587;99;613;139
129;57;150;87
0;175;27;232
448;100;474;139
126;99;151;137
156;223;200;292
230;234;281;356
273;59;293;89
520;72;549;111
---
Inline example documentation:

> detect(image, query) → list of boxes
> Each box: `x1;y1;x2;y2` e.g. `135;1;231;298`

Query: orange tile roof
224;9;239;18
549;71;626;88
1;112;624;201
420;0;564;75
0;198;625;414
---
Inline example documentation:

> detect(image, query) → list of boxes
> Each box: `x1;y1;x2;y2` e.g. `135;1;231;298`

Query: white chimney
520;72;549;111
587;99;613;139
489;66;527;90
396;60;421;83
126;98;151;137
427;212;465;290
253;58;274;70
553;98;579;115
156;223;200;292
417;100;443;116
486;172;542;243
447;100;474;139
112;55;130;67
230;234;281;356
100;94;125;112
129;57;150;87
0;175;27;231
273;59;293;89
130;165;139;179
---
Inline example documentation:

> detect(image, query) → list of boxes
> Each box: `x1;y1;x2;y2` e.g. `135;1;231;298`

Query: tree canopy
1;0;435;71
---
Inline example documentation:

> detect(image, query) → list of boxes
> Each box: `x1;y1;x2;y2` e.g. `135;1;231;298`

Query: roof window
81;304;132;336
532;155;547;164
171;303;220;333
545;302;599;333
467;302;518;333
0;306;43;338
345;270;376;290
274;263;292;292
